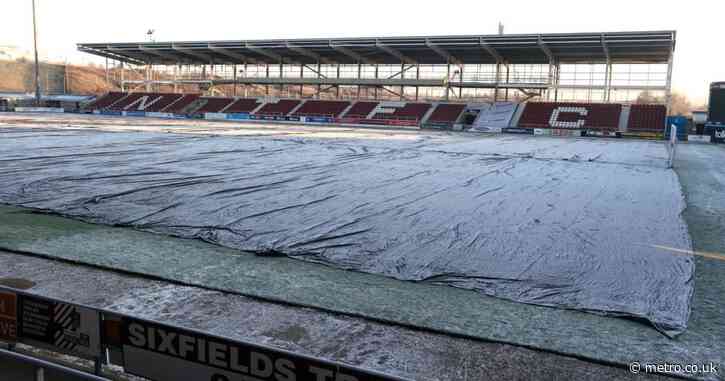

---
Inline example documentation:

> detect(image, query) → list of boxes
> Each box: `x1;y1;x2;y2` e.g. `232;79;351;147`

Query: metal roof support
243;62;248;97
539;36;557;101
208;44;257;64
445;60;451;100
602;35;612;102
138;46;181;63
107;47;149;65
303;64;328;79
415;65;420;101
375;40;417;64
145;64;152;92
120;61;151;84
400;62;405;100
87;46;145;66
537;36;554;62
232;64;237;96
357;63;362;99
553;61;561;101
336;64;341;98
380;84;406;100
245;43;282;62
286;43;335;64
120;61;125;91
79;31;676;68
494;62;500;102
279;60;284;95
299;64;303;98
316;62;321;99
664;46;674;115
329;43;375;65
603;62;612;102
425;39;461;65
386;64;416;80
505;64;510;101
458;65;463;98
600;34;611;62
479;38;503;63
172;44;214;63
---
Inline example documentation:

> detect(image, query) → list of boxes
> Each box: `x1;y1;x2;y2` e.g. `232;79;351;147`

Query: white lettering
147;327;156;349
157;329;178;355
178;334;196;358
124;96;162;111
198;338;207;363
309;366;334;381
128;323;146;347
209;342;228;368
0;321;16;337
549;107;588;129
251;352;274;378
229;347;249;373
275;358;296;381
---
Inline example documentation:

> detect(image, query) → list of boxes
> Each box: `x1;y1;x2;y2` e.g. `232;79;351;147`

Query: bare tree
635;91;702;116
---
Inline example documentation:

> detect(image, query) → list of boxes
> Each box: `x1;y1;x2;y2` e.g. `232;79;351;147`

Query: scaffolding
79;31;675;109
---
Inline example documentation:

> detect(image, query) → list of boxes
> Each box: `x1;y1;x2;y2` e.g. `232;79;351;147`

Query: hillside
0;59;122;95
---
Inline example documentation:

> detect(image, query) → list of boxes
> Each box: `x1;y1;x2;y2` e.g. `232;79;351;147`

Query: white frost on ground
0;114;694;335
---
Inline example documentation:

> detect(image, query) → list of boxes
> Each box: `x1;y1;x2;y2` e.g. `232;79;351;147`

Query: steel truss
80;31;675;107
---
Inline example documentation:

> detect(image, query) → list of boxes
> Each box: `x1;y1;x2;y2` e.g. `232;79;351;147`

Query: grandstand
84;91;668;132
77;31;675;133
78;31;675;106
518;102;622;131
77;31;675;132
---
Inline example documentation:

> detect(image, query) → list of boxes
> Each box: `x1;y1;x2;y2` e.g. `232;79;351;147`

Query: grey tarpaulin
0;126;694;336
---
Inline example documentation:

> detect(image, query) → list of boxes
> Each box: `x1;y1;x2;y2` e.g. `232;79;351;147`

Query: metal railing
0;347;109;381
0;285;408;381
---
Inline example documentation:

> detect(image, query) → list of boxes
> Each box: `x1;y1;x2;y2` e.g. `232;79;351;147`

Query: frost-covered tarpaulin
0;126;694;336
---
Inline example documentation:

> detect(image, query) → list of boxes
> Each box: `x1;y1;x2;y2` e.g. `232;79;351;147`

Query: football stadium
0;4;724;381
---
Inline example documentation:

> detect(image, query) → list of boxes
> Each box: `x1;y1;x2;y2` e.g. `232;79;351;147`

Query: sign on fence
19;295;101;360
0;291;18;343
0;285;405;381
120;317;397;381
14;107;65;113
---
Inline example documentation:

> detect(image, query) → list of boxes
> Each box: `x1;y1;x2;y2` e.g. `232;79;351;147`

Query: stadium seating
627;104;666;132
342;102;379;118
427;103;466;124
373;103;432;121
293;100;350;118
255;99;301;116
162;94;200;114
86;92;127;110
107;93;165;111
143;94;185;112
193;97;236;114
518;102;622;130
85;92;673;136
224;98;262;114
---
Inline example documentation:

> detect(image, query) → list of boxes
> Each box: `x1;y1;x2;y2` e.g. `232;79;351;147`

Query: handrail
0;348;110;381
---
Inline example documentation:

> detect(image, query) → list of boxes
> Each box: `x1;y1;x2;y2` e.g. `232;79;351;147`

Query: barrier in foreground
0;285;407;381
